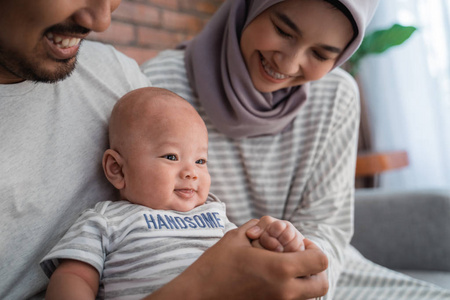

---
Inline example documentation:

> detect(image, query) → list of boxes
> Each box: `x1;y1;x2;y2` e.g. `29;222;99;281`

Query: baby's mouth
174;189;196;199
260;53;291;80
175;189;195;194
45;32;81;49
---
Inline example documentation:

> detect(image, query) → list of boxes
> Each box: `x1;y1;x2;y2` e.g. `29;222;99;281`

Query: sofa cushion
397;270;450;290
352;188;450;271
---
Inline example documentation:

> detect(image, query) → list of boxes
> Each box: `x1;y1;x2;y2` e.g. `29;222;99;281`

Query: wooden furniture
356;150;409;177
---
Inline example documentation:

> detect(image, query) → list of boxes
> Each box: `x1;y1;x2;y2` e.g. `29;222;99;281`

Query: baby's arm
46;259;99;300
247;216;305;252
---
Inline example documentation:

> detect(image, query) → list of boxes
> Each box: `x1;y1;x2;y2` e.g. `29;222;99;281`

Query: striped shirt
141;49;450;300
41;194;235;300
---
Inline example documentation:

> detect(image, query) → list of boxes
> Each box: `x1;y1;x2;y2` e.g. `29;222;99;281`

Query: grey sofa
352;188;450;289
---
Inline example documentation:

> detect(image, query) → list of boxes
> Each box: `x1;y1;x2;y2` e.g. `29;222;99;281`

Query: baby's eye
162;154;178;161
196;159;207;165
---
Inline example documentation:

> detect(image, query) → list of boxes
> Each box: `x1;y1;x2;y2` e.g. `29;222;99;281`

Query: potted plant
348;24;417;188
346;24;417;76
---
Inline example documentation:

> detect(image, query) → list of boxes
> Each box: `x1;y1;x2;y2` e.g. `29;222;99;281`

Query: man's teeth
46;33;81;48
261;56;290;80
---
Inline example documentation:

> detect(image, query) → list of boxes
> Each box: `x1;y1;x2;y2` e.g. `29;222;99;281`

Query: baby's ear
102;149;125;190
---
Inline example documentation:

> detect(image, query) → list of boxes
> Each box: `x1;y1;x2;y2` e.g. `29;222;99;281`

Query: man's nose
72;0;121;33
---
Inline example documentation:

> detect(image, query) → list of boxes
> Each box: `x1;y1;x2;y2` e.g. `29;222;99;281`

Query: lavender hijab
183;0;379;138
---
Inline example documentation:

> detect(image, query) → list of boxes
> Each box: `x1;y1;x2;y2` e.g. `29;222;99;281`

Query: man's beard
0;23;90;84
0;45;79;83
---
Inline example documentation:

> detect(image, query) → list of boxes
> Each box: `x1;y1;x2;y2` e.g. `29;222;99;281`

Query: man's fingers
251;239;264;249
236;218;259;234
264;241;328;278
220;219;259;248
248;246;329;299
245;216;277;239
201;235;329;300
289;271;329;299
296;239;328;275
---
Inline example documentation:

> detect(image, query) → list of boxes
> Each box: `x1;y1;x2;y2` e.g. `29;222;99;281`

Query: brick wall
88;0;224;65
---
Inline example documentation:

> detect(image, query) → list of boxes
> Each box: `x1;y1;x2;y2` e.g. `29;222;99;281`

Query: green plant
346;24;417;76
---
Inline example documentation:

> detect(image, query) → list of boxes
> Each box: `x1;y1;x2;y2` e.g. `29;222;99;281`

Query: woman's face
240;0;354;93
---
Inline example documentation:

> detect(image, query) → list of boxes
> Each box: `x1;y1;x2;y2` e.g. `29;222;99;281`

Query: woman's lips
259;53;292;83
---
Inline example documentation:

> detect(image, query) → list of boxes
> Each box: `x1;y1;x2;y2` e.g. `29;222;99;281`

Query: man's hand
146;219;329;300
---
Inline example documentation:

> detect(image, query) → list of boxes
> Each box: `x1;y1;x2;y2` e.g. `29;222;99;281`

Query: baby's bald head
108;87;207;154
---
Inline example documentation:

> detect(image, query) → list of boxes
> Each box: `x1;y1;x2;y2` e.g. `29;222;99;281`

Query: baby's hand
246;216;305;252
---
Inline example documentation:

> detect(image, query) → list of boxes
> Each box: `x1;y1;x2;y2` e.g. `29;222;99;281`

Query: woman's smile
240;0;354;93
260;52;292;81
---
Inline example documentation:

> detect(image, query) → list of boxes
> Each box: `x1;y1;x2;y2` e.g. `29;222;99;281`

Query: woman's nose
72;0;121;33
273;50;303;75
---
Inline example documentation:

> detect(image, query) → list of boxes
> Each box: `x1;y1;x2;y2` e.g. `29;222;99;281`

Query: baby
41;87;305;299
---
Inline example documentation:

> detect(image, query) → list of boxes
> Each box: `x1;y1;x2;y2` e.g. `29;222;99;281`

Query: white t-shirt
0;40;149;299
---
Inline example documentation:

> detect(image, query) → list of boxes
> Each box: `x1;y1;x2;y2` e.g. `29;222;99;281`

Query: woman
141;0;450;299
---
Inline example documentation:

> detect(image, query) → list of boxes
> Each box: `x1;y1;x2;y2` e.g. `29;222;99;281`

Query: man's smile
46;33;81;49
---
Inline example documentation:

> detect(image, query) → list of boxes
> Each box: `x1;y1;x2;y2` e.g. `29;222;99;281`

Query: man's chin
0;44;79;84
30;58;77;83
32;69;75;83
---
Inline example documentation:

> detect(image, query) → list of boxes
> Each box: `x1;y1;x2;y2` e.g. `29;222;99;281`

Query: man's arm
144;219;329;300
46;260;99;300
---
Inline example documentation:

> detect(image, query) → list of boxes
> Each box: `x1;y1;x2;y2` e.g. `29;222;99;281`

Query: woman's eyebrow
319;44;343;54
274;11;301;35
275;11;343;54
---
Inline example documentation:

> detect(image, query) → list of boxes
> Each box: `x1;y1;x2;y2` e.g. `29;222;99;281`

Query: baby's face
120;99;211;212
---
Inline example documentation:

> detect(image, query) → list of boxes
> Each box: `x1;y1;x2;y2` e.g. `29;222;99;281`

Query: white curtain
358;0;450;189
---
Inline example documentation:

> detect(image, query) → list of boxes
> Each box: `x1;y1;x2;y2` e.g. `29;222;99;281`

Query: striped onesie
41;193;235;299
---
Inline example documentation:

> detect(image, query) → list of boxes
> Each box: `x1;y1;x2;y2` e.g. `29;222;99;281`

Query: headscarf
182;0;379;139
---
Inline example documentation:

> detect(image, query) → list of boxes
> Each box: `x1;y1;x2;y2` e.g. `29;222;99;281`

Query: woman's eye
162;154;177;161
313;51;328;62
274;25;292;39
196;159;207;165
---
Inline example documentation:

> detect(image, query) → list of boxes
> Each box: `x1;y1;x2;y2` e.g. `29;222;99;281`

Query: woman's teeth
46;33;81;48
261;56;290;80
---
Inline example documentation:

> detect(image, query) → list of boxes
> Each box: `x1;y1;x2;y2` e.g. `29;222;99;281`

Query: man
0;1;329;299
0;1;149;298
0;0;121;84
